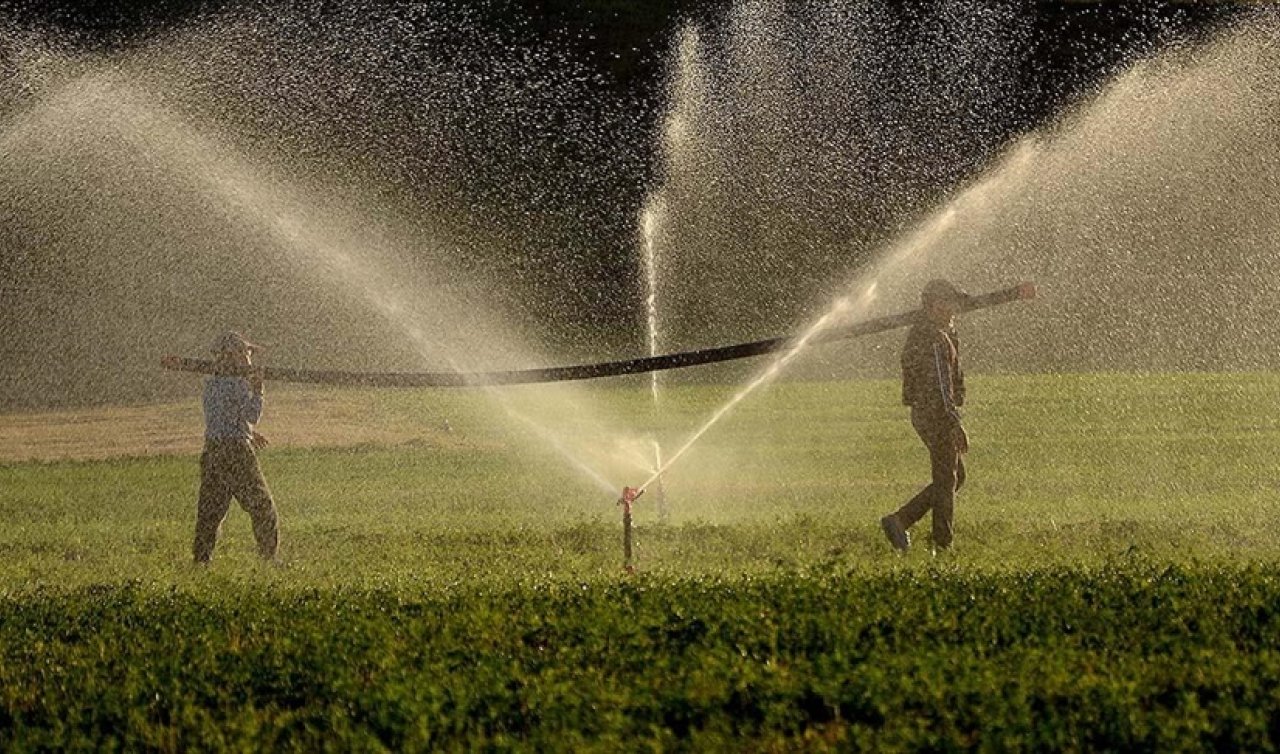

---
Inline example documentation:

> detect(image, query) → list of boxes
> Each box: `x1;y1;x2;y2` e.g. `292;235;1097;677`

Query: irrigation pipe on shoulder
160;282;1037;386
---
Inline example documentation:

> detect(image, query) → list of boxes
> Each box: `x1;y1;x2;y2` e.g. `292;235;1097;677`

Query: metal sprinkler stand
618;486;644;573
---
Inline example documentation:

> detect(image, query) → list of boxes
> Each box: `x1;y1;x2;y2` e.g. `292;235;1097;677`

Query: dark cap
921;279;968;307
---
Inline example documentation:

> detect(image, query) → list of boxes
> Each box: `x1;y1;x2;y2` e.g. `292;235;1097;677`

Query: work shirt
203;375;263;440
900;320;965;422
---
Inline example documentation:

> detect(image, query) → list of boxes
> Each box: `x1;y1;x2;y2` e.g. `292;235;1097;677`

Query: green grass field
3;372;1280;750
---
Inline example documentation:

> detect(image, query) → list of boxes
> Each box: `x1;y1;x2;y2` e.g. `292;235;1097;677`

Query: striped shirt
900;321;965;421
203;376;263;440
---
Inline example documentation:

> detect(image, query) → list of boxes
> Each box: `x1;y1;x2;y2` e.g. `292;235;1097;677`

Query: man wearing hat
193;331;279;564
881;280;970;553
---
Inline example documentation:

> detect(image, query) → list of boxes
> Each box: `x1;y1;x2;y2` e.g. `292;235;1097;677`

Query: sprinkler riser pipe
622;507;633;570
618;486;642;572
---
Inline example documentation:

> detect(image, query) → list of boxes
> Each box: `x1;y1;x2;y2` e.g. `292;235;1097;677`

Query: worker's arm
244;372;267;448
931;341;962;424
932;340;969;452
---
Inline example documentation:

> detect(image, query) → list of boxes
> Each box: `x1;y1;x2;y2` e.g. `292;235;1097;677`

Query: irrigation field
2;372;1280;750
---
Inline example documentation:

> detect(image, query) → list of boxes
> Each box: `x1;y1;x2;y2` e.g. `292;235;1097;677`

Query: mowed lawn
1;371;1277;588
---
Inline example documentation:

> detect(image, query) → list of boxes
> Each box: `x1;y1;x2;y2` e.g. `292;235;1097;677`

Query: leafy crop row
3;563;1280;751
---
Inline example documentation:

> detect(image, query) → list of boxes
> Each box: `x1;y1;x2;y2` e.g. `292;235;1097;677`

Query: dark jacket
901;320;965;422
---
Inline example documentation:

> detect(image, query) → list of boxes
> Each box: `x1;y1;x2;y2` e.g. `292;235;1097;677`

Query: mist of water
638;140;1038;490
640;282;877;491
4;2;1277;517
0;34;650;494
637;198;668;500
640;198;664;409
820;17;1280;374
650;1;1029;352
636;5;1280;492
1;4;653;403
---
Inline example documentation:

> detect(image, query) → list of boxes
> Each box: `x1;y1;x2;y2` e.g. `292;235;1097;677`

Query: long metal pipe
161;282;1035;387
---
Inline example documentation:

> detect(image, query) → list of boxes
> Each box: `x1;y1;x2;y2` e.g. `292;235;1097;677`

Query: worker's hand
953;423;969;454
249;368;265;396
250;431;270;450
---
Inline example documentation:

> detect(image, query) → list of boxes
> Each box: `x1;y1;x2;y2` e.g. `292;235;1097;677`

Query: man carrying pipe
881;280;1028;554
191;331;281;565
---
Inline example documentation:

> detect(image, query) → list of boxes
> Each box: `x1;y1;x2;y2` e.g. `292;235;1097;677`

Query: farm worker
192;331;280;564
881;280;970;553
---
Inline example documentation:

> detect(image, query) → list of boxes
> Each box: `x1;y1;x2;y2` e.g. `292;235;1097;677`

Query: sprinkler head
618;486;644;507
1016;281;1038;300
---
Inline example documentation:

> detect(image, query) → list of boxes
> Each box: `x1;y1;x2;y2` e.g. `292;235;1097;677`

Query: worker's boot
880;515;910;552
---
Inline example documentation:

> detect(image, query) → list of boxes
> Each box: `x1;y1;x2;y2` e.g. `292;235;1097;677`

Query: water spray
640;198;670;524
650;440;668;525
164;282;1035;575
637;281;1029;573
626;281;1038;499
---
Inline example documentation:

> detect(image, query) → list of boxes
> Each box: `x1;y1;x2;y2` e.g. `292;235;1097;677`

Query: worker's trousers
892;407;966;549
193;439;279;563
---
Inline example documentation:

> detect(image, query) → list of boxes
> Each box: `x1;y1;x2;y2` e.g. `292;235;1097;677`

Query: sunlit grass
2;371;1278;592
